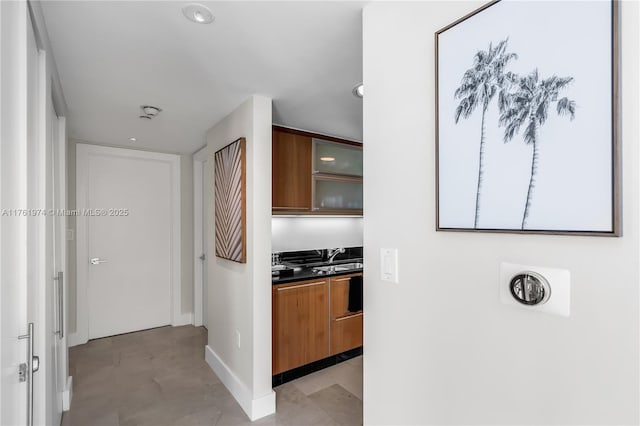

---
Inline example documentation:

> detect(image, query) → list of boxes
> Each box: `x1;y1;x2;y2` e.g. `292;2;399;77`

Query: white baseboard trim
62;376;73;411
205;345;275;421
173;312;193;327
67;332;87;348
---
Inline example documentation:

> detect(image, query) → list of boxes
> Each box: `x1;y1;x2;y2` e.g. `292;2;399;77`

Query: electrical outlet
235;330;241;349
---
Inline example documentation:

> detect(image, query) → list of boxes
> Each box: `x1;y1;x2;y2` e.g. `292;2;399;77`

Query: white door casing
55;115;72;412
49;103;67;422
75;144;182;342
193;146;209;327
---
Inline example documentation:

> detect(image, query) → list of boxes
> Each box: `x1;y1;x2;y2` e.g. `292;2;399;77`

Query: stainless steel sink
313;262;363;274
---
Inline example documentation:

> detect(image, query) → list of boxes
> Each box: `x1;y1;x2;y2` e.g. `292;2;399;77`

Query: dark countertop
272;260;363;285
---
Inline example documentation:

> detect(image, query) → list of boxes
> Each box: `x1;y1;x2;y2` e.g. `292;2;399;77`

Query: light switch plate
380;248;399;283
500;262;570;317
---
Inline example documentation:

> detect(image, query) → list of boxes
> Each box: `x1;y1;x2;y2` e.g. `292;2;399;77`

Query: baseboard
66;332;87;348
204;345;275;421
62;376;73;411
172;312;193;327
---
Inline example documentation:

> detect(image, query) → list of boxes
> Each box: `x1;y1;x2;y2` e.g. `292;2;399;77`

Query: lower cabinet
329;274;364;355
272;273;363;375
272;278;330;375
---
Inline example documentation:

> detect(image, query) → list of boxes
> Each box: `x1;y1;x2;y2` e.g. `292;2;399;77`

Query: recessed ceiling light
320;157;336;162
129;137;137;142
352;83;364;98
182;3;214;24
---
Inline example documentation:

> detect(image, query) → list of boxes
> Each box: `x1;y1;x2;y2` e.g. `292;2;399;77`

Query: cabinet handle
276;281;326;291
333;277;353;282
272;207;309;210
335;312;363;321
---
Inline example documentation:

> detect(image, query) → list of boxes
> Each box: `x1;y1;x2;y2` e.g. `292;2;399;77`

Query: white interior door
2;3;66;425
0;2;30;424
77;145;180;340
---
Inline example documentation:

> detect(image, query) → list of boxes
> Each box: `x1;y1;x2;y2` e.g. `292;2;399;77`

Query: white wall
363;2;639;425
271;217;363;252
205;95;275;420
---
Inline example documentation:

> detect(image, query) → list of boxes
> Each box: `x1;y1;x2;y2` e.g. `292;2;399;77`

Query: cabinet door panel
272;130;312;211
273;279;329;374
330;313;363;355
329;274;364;355
313;178;363;211
313;138;363;177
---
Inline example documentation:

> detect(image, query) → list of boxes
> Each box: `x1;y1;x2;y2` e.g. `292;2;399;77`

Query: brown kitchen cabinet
272;126;363;215
272;273;364;375
272;128;312;213
272;278;330;375
329;273;363;355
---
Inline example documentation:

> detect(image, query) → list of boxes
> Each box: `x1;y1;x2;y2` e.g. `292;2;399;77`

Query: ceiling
41;1;365;154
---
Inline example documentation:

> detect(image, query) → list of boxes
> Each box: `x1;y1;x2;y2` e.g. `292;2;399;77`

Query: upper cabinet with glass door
313;139;363;177
272;127;363;216
312;139;363;214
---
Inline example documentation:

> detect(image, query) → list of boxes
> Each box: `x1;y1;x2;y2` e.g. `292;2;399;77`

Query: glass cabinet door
313;139;363;177
313;178;363;211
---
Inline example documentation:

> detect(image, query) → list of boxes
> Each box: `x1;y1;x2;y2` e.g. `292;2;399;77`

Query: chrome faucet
327;247;345;263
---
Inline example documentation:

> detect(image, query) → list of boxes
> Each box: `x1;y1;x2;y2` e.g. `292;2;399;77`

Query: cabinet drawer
330;312;363;356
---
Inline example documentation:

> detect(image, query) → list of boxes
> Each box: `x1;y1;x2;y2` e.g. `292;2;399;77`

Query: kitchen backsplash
271;217;363;252
274;247;363;266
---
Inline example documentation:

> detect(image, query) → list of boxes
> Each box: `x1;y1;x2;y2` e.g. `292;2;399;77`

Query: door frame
52;113;71;411
193;145;209;327
73;144;182;345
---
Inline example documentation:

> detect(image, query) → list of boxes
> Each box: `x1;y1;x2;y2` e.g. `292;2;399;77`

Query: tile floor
62;325;362;426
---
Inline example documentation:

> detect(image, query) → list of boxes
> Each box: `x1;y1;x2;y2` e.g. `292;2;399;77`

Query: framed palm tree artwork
435;0;619;236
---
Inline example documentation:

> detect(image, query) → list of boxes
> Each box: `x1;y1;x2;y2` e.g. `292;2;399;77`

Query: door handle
90;257;108;265
18;322;39;426
53;271;64;338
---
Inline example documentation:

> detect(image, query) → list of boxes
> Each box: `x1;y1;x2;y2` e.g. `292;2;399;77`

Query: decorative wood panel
214;138;246;263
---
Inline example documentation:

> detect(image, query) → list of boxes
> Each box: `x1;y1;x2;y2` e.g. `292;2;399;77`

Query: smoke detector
139;105;162;120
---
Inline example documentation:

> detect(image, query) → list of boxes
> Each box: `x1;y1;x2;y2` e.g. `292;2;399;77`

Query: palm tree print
454;38;517;228
499;69;576;229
